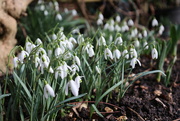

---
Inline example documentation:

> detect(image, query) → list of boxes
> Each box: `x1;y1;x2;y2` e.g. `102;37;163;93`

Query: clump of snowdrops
1;13;166;120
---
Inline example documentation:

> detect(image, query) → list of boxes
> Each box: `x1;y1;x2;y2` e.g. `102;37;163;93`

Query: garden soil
61;44;180;121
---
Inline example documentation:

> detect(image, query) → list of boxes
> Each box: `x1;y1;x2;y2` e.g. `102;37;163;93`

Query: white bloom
104;48;113;60
65;80;79;96
88;45;95;57
108;24;114;31
48;49;53;57
44;10;48;16
122;49;129;59
36;38;42;45
151;48;158;59
54;47;61;57
64;8;69;13
18;50;29;63
49;66;54;73
95;66;101;74
113;49;121;60
115;36;123;45
25;41;33;54
143;41;149;50
74;56;81;66
128;19;134;26
69;37;77;44
52;34;57;40
56;14;62;21
130;57;141;69
98;13;104;20
98;36;106;46
138;33;142;39
71;64;79;75
13;57;19;68
158;25;165;35
143;30;148;37
77;34;84;44
40;5;45;11
116;15;121;22
130;48;137;58
152;18;158;27
75;76;83;88
115;24;121;31
35;56;40;68
97;18;103;25
134;39;140;48
44;84;55;99
72;9;77;16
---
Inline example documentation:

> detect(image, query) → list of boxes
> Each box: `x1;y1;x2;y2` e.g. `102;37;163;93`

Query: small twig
173;118;180;121
155;98;167;108
127;107;145;121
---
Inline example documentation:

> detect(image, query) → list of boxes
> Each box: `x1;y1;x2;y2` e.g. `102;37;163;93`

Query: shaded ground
61;44;180;121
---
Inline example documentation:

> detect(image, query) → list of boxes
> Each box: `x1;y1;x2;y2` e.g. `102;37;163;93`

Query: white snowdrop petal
69;80;79;96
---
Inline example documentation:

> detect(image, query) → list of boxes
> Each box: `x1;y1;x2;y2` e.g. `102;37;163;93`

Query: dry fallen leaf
116;116;128;121
140;85;148;90
79;103;88;112
154;90;162;96
104;107;113;112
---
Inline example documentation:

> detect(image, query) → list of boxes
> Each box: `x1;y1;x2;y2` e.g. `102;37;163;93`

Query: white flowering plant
1;11;172;120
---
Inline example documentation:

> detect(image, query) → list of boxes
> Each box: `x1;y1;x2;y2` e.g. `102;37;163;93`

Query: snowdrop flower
122;49;129;59
40;4;45;11
113;49;121;61
75;75;83;89
35;56;40;68
143;29;148;37
130;48;137;58
158;25;165;35
116;15;121;22
77;34;84;44
98;13;104;20
151;48;158;59
69;37;77;44
138;33;142;39
72;9;77;16
54;46;62;57
115;24;121;32
130;57;141;69
104;23;110;30
108;24;115;31
18;50;29;63
36;38;42;45
54;1;59;11
74;56;81;66
25;42;36;54
52;33;57;40
134;39;140;48
25;41;32;53
71;64;79;75
55;62;71;79
72;28;80;34
64;8;69;13
40;55;50;74
152;18;158;27
13;57;19;68
95;66;101;74
128;19;134;26
97;18;103;25
48;67;54;73
65;79;79;96
104;47;113;60
98;36;106;46
56;13;62;21
44;83;55;99
44;10;48;16
87;45;95;57
115;36;123;45
143;41;149;50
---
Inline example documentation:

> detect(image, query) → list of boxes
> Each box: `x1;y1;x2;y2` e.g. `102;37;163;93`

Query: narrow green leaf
13;72;32;100
92;104;104;118
0;93;11;100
